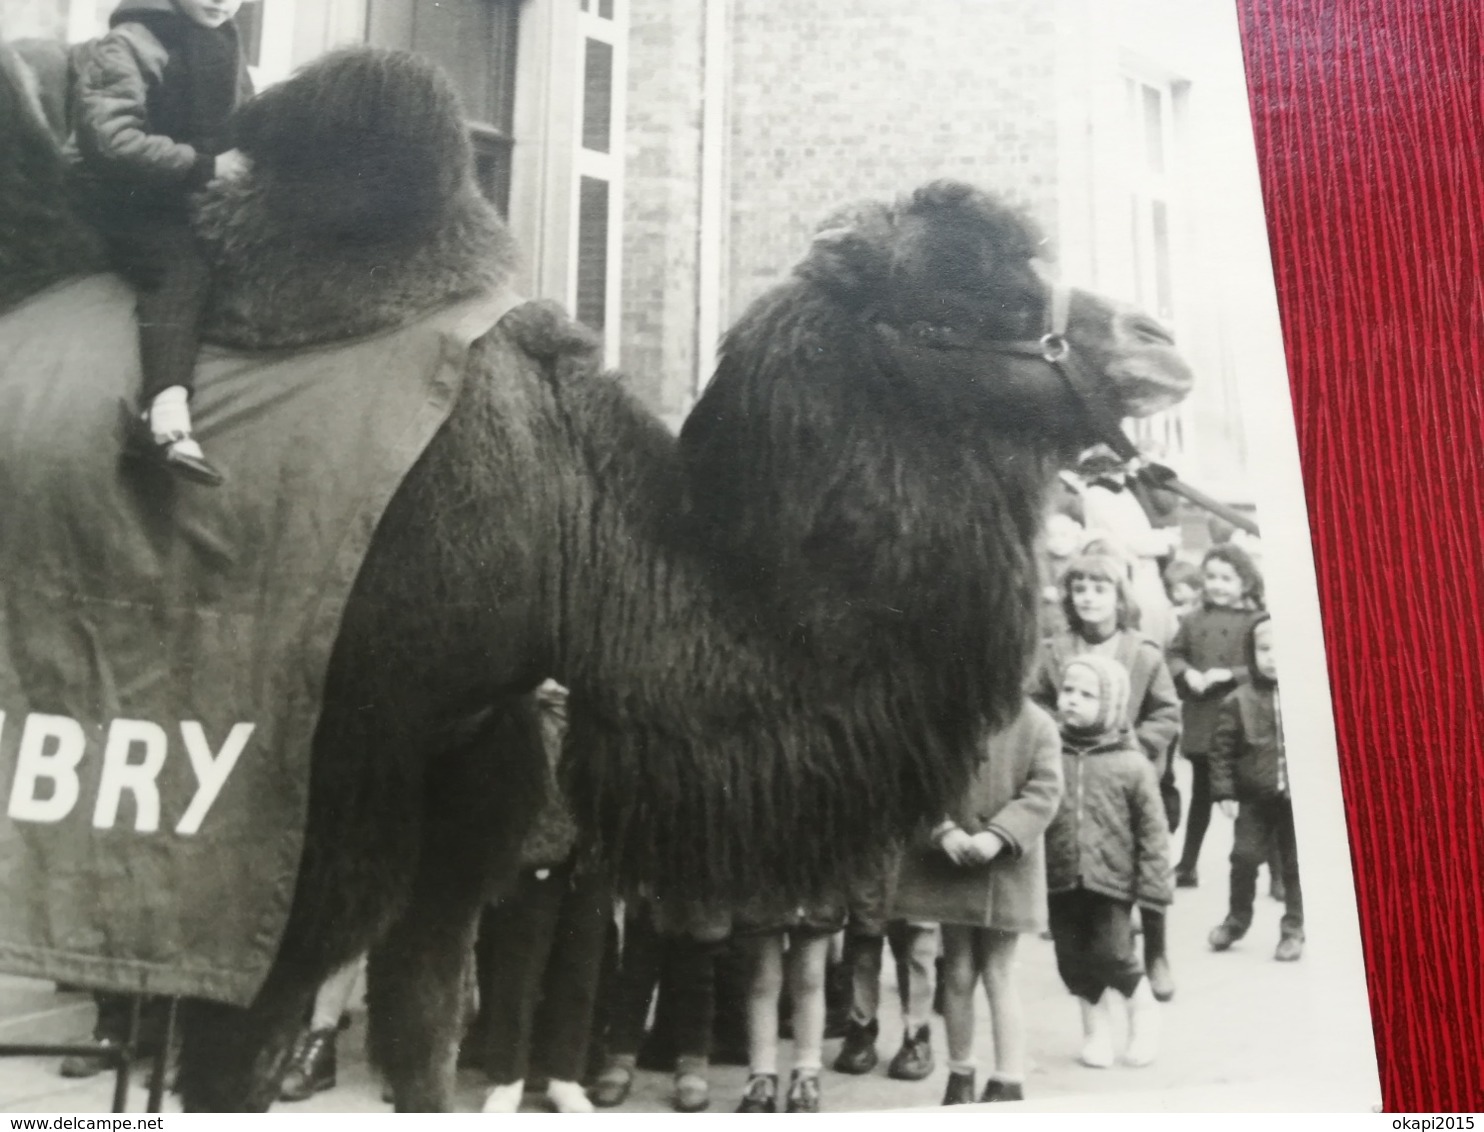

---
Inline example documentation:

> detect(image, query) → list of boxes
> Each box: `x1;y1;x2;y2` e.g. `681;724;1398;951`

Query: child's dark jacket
1208;685;1286;802
1208;623;1285;803
1165;603;1262;755
70;0;253;206
1045;732;1172;908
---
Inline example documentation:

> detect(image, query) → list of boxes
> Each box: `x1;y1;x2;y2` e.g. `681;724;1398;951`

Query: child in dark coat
1045;654;1171;1069
1166;543;1265;886
71;0;255;485
1207;614;1304;960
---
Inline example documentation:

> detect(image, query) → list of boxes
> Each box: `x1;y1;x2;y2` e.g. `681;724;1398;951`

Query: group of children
706;514;1298;1111
578;518;1300;1113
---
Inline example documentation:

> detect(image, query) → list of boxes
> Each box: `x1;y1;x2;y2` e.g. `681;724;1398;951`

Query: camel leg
173;964;322;1112
367;709;536;1112
365;876;487;1111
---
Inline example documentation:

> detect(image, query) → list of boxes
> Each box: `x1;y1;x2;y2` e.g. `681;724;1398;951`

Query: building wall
725;0;1061;318
1053;0;1258;497
617;0;705;422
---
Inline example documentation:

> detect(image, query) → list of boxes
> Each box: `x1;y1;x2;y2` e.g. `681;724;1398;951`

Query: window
571;0;626;358
1123;74;1181;323
1122;69;1190;462
366;0;521;215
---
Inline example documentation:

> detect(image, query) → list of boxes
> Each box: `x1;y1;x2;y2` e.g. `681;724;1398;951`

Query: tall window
1123;70;1189;461
572;0;626;359
1124;73;1181;323
366;0;521;215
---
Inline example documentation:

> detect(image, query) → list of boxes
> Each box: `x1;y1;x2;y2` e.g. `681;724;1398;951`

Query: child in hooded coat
1207;614;1304;960
1030;551;1181;1001
1044;653;1172;1069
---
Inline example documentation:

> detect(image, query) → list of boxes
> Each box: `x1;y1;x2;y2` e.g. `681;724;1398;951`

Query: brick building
4;0;1264;497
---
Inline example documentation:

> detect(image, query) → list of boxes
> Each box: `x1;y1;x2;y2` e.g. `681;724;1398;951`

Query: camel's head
796;180;1193;447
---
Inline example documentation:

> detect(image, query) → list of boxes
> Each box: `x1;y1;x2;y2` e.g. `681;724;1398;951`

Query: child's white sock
1078;992;1115;1068
148;385;193;439
480;1079;524;1113
1123;977;1160;1067
546;1079;594;1113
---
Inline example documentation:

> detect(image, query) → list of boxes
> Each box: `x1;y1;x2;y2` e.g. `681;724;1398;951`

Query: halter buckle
1039;333;1070;363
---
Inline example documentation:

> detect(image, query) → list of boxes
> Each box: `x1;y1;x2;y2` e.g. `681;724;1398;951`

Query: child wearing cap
1044;653;1172;1069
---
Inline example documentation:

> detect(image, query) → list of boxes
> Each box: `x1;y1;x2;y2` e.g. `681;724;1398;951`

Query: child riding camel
70;0;254;485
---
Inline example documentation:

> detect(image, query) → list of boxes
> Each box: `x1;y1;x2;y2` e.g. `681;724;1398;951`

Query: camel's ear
798;201;894;305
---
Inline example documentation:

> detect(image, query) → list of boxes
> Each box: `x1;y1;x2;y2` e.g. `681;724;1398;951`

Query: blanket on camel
0;273;518;1005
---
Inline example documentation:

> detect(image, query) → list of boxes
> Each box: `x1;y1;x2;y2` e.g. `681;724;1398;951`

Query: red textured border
1238;1;1484;1112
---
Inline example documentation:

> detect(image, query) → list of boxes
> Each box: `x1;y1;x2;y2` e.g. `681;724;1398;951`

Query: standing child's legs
591;902;662;1105
1272;795;1305;959
978;929;1025;1098
782;931;832;1112
1141;907;1175;1001
737;932;784;1112
885;921;937;1080
1210;799;1273;949
279;956;364;1102
833;927;883;1072
937;926;978;1076
1176;755;1212;882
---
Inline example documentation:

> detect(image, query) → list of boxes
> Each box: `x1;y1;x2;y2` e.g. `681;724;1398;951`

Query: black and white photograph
0;0;1380;1114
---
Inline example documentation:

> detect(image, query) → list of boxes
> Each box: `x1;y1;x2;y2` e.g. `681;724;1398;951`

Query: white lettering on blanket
2;712;255;834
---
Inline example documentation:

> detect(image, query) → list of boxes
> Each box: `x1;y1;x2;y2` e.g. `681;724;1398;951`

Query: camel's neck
545;297;1056;905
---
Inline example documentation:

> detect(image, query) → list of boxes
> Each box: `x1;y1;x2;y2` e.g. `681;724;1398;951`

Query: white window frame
1120;59;1193;464
569;0;628;365
244;0;297;88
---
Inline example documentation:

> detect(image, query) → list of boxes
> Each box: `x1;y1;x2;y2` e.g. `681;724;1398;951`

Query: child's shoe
886;1024;934;1080
832;1017;878;1074
980;1077;1025;1103
145;387;223;487
278;1028;337;1101
785;1069;821;1113
1078;993;1115;1068
736;1072;778;1113
1208;919;1245;951
941;1069;976;1106
1123;978;1160;1067
589;1060;634;1107
1173;866;1198;888
1274;933;1304;962
480;1079;524;1113
673;1071;710;1113
546;1078;593;1113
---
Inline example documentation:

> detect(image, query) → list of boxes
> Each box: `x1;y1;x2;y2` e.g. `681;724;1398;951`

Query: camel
0;43;1193;1110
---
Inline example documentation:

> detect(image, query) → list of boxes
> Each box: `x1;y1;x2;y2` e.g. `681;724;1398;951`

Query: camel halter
869;270;1260;536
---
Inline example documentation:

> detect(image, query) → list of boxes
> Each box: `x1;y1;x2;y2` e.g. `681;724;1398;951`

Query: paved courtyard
0;773;1380;1114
